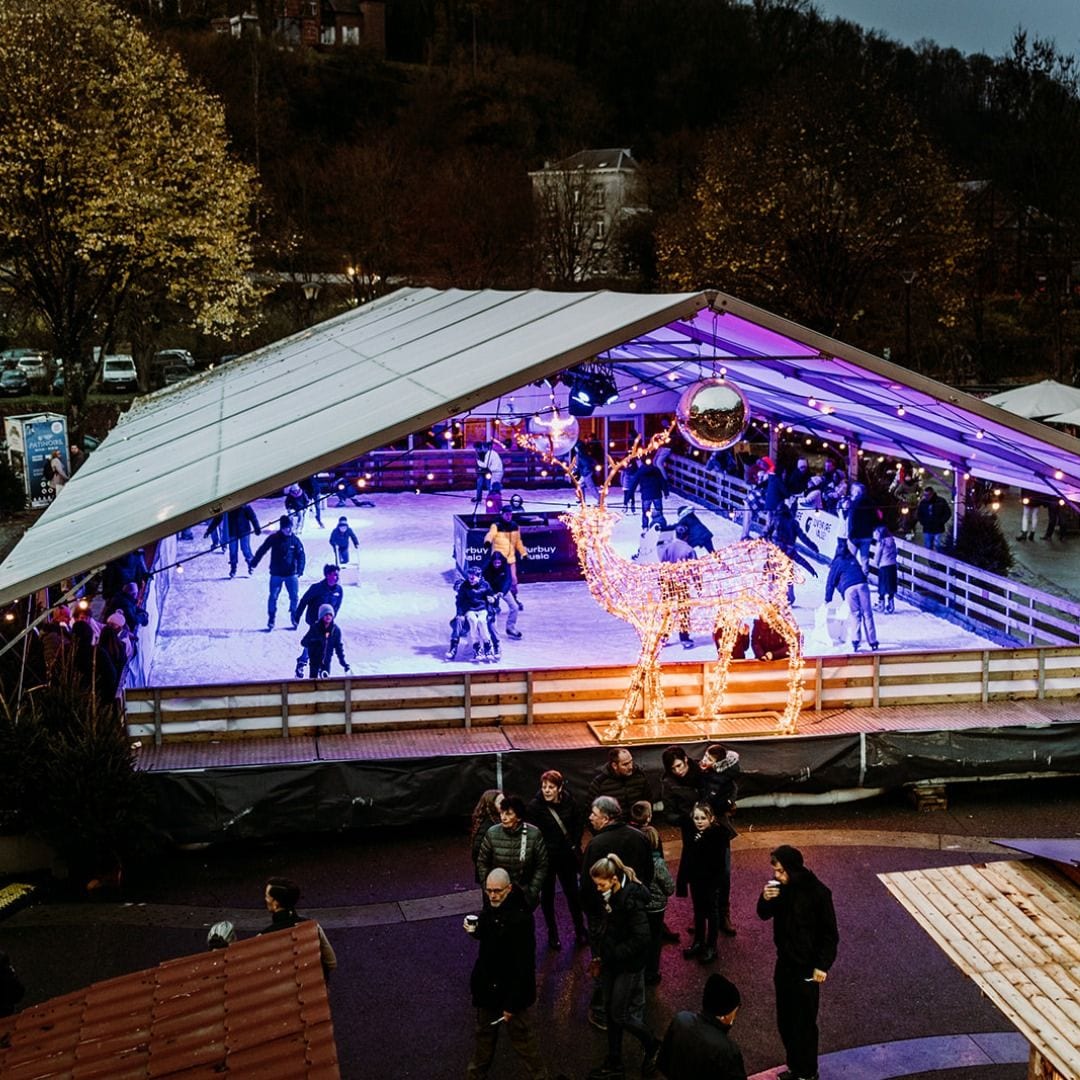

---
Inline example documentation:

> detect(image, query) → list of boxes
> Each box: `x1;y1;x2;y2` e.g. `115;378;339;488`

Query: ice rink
146;486;992;686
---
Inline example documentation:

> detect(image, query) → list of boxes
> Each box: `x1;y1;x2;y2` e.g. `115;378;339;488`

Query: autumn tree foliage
657;77;982;345
0;0;259;437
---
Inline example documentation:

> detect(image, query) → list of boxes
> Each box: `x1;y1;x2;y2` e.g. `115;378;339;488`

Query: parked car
0;347;48;385
0;363;30;396
100;354;138;392
161;364;190;387
153;348;195;370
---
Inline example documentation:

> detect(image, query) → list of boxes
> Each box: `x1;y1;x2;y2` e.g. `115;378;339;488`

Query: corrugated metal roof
879;859;1080;1079
0;920;340;1079
2;285;1080;606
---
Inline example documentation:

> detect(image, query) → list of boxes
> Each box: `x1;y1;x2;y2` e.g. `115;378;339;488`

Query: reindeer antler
517;417;677;511
599;422;677;507
515;428;587;505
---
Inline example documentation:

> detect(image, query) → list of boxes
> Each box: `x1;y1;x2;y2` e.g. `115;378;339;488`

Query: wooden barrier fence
666;455;1080;648
126;645;1080;744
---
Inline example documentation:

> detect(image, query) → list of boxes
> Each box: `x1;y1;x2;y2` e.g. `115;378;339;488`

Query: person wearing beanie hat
206;921;237;950
299;601;349;680
657;973;746;1079
757;845;838;1080
329;516;359;583
675;505;715;553
283;482;309;534
293;565;344;677
251;515;307;631
784;457;812;497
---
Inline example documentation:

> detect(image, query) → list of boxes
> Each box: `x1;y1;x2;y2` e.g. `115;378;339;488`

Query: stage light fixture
568;379;596;416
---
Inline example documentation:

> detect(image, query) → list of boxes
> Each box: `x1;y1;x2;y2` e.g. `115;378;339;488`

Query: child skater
300;604;350;680
872;523;897;613
681;802;731;966
329;516;359;583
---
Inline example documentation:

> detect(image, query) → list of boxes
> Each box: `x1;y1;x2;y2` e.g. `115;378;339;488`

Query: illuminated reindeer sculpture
519;425;805;740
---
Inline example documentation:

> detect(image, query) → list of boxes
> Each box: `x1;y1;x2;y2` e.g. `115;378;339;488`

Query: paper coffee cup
465;914;479;928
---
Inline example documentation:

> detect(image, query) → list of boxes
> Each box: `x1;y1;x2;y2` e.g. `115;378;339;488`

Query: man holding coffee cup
463;868;549;1079
756;845;838;1080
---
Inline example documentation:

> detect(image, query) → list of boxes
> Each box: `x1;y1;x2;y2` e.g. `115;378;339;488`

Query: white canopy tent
3;286;1080;605
983;378;1080;419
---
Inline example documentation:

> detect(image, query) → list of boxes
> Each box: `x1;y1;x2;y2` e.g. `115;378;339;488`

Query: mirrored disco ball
676;378;750;450
528;413;580;457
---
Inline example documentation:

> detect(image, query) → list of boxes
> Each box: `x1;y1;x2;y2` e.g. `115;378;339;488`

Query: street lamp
302;279;321;326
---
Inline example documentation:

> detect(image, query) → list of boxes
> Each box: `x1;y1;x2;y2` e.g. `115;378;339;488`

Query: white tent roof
0;289;703;603
3;285;1080;605
983;378;1080;419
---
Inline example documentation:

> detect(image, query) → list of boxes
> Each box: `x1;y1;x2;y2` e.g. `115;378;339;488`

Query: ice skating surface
148;488;992;686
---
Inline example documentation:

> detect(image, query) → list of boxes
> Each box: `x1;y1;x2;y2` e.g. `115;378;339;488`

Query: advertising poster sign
22;415;69;508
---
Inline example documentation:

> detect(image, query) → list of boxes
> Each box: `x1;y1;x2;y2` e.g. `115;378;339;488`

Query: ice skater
205;503;262;578
482;550;521;640
300;604;350;680
294;564;343;678
251;515;307;631
284;483;309;534
329;516;360;583
872;524;897;613
448;566;498;662
484;506;529;610
824;542;878;652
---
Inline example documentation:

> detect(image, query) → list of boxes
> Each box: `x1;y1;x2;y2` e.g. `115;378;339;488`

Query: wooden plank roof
879;859;1080;1080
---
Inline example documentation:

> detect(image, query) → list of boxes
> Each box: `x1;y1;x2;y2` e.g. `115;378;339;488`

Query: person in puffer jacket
475;794;548;909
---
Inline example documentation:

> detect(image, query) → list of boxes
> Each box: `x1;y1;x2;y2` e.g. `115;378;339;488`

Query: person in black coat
659;973;747;1080
526;770;588;950
294;564;344;678
251;515;306;630
916;486;951;551
300;605;350;680
580;796;655;1031
846;482;880;571
623;461;669;527
587;746;655;809
660;746;701;899
675;506;714;552
580;797;654;922
104;581;149;633
206;503;262;577
765;503;819;602
681;803;732;964
587;854;662;1077
757;844;839;1080
464;870;548;1080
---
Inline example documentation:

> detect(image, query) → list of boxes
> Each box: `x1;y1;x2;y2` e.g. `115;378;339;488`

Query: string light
515;423;805;739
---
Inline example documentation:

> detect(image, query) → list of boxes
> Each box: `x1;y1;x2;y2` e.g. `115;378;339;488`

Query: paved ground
4;777;1077;1079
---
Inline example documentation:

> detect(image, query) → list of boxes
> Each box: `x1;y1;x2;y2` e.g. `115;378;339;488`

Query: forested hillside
126;0;1080;382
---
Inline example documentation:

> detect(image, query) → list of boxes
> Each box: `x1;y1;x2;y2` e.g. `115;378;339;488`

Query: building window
321;25;334;44
343;25;359;44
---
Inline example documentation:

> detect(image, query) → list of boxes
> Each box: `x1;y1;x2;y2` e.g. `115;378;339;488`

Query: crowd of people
29;548;152;702
462;744;839;1080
